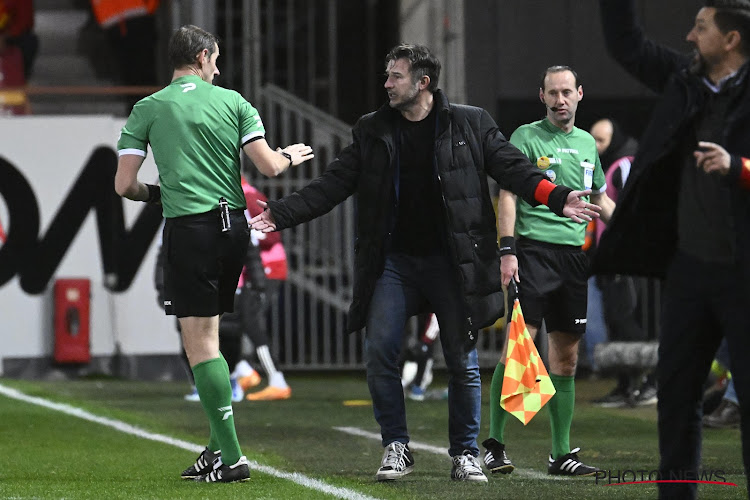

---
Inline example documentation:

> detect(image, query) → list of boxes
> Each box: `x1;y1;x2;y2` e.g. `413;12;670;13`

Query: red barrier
53;279;91;363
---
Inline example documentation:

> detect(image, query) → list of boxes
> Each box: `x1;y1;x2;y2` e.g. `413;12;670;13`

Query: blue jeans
725;378;739;405
584;276;607;370
364;252;481;456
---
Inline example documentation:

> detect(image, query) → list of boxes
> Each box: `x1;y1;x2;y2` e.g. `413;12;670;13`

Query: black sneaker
481;438;514;474
548;447;601;476
181;448;220;479
633;384;658;406
376;442;414;481
194;456;250;483
704;399;741;429
592;387;634;408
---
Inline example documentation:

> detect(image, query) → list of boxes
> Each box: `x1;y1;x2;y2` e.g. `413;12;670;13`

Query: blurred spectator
0;0;38;79
591;118;639;176
89;0;159;109
583;118;639;373
238;177;292;401
589;118;639;245
400;313;441;401
588;119;656;407
0;30;28;115
704;339;740;429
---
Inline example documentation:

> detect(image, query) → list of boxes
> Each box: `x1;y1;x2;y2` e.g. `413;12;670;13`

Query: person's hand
694;141;731;175
500;254;519;287
563;189;601;223
248;200;277;232
277;143;314;166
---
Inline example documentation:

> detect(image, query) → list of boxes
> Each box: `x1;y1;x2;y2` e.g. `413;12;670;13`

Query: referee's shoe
547;447;601;476
482;438;514;474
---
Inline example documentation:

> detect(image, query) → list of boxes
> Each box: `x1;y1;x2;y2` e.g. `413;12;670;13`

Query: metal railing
248;83;360;369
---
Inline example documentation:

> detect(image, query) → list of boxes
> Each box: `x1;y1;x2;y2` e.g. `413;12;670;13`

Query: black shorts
516;238;589;335
162;209;250;318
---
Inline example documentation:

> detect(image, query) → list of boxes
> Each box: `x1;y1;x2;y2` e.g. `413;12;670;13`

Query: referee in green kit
114;24;313;483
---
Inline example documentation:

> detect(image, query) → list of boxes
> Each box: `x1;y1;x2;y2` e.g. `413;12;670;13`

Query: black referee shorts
516;237;589;335
162;209;250;318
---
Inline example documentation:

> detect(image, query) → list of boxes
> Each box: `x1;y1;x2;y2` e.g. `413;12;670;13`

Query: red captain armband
740;158;750;190
533;179;557;205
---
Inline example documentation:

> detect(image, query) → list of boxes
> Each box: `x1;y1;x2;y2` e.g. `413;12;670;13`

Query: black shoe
181;448;220;479
704;399;741;429
592;387;634;408
193;456;250;483
376;442;415;481
633;384;658;406
481;438;514;474
548;447;601;476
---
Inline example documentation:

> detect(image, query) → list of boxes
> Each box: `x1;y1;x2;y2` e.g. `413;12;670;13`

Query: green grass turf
0;372;746;499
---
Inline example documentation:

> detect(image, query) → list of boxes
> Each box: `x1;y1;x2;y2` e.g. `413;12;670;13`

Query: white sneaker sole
376;465;414;481
451;473;488;483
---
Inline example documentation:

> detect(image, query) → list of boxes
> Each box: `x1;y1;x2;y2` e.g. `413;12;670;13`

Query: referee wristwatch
280;151;293;168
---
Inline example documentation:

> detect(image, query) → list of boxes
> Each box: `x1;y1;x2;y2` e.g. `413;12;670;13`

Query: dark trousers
657;252;750;499
364;252;481;456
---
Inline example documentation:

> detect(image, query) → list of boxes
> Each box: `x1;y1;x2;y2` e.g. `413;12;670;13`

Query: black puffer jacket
268;90;571;340
593;0;750;280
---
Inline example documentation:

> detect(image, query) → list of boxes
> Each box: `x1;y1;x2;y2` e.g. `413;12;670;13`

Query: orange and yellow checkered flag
500;284;556;425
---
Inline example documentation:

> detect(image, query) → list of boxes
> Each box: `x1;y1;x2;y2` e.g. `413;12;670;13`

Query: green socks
489;363;576;460
192;356;242;465
489;362;508;443
548;373;575;459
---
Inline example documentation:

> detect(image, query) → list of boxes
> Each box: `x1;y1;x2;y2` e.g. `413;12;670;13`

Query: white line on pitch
333;426;562;480
0;383;380;500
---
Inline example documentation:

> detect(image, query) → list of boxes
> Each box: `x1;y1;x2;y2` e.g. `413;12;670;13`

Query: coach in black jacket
251;44;598;481
595;1;750;498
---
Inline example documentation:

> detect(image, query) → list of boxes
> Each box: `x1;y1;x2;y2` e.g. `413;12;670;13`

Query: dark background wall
465;0;703;139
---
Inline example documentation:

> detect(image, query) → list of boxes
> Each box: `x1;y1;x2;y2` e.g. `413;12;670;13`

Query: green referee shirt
509;118;606;246
117;75;265;218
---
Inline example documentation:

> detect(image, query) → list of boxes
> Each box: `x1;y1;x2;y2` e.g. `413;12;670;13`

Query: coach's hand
248;200;277;232
563;190;601;223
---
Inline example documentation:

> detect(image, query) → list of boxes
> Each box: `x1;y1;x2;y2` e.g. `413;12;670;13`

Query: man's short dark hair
168;25;219;70
540;65;581;91
706;0;750;56
385;44;441;92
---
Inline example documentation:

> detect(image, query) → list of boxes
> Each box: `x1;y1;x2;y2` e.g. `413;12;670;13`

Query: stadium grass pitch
0;372;745;499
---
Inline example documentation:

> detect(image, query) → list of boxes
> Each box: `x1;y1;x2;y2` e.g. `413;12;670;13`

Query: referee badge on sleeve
581;160;595;190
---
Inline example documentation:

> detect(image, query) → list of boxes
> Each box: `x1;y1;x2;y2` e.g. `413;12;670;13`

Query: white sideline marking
334;426;450;456
333;426;561;480
0;384;380;500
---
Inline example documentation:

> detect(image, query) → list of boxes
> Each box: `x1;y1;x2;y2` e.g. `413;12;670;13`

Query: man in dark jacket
250;43;599;482
596;1;750;498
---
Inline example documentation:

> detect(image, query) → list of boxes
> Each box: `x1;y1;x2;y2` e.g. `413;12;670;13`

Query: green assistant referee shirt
509;118;606;246
117;75;265;218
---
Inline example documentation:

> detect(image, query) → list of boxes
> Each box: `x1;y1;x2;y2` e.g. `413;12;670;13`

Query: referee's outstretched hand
279;143;315;167
248;200;277;232
563;189;601;223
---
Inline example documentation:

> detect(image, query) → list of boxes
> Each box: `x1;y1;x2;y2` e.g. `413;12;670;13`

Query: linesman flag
500;281;556;425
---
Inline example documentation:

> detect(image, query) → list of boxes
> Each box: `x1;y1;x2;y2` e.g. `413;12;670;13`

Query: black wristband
499;236;516;256
280;151;293;168
145;184;161;204
547;185;573;217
